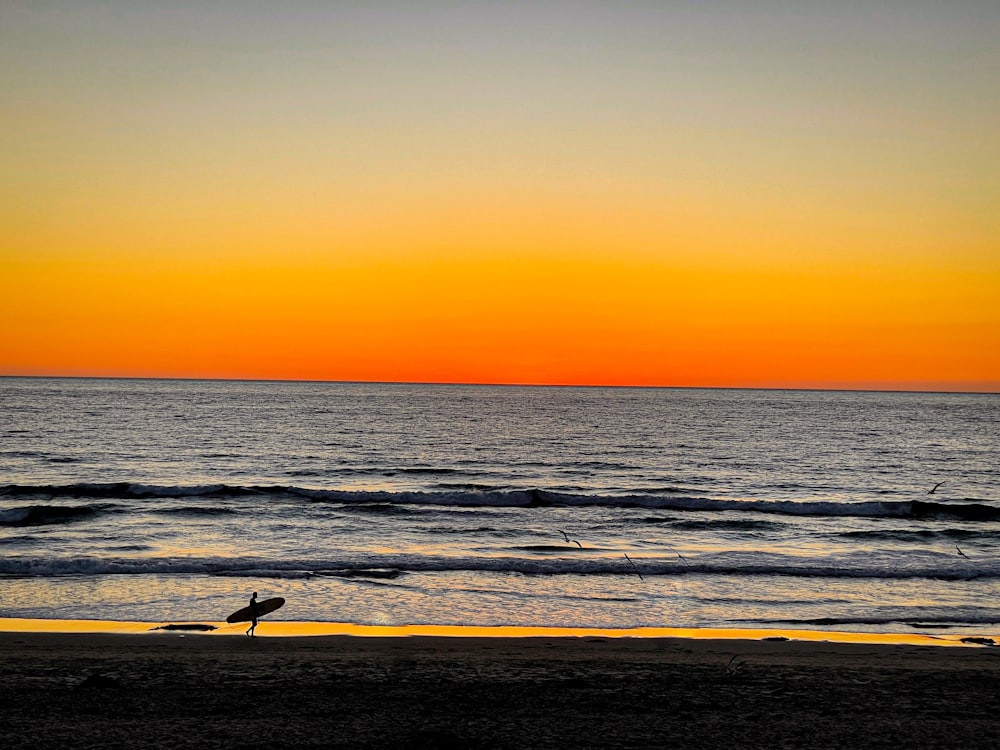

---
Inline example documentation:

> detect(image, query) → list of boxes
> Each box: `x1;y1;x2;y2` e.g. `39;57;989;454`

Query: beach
4;381;999;747
4;630;999;749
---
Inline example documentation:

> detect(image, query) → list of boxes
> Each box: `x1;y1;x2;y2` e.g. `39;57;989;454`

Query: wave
3;551;998;581
2;482;999;521
157;506;237;517
424;525;504;535
0;534;40;545
430;483;513;493
664;519;785;531
742;614;1000;628
0;483;260;499
1;450;82;463
288;466;463;478
838;528;982;542
338;503;428;516
308;568;405;580
0;504;112;527
909;499;1000;521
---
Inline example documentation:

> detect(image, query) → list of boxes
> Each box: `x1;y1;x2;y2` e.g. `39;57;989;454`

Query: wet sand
3;630;1000;749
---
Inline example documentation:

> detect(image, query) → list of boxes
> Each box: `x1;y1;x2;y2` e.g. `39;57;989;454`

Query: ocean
1;377;998;635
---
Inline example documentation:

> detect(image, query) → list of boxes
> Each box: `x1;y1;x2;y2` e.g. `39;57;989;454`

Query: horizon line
1;373;997;396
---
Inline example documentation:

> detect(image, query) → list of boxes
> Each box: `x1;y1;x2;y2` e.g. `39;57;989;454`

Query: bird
558;530;584;548
623;553;645;582
665;543;688;563
725;655;747;677
956;545;969;558
929;481;945;494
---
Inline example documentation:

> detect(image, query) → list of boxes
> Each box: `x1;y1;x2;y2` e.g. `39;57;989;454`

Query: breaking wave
2;550;998;581
2;482;998;521
0;504;112;527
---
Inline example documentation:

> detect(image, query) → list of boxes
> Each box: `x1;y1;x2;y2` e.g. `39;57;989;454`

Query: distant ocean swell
2;482;999;521
2;553;997;581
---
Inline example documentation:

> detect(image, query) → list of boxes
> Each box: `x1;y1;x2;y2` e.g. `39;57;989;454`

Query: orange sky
2;2;998;391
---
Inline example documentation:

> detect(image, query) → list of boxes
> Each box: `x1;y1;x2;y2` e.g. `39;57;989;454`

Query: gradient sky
3;1;998;389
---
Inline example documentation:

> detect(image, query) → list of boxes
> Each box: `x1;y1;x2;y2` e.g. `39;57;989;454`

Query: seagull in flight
956;545;969;559
623;553;645;581
929;481;945;494
558;530;583;548
665;543;688;563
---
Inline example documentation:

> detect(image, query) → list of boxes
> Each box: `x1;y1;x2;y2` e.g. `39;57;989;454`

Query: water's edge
2;617;996;647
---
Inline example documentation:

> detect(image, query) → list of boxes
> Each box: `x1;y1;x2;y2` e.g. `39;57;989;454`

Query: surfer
246;592;260;637
226;594;283;634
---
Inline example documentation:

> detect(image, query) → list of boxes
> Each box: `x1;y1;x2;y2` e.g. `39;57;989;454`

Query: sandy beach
3;630;999;749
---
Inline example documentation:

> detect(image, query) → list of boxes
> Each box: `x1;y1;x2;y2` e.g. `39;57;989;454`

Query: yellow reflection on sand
1;617;994;647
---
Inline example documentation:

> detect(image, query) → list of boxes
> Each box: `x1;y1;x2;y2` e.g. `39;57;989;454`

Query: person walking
246;591;260;637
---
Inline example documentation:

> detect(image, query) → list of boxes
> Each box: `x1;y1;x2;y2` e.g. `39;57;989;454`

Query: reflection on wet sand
1;617;993;647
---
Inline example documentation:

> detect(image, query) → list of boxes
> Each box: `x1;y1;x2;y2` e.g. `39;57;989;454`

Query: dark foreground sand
2;632;999;749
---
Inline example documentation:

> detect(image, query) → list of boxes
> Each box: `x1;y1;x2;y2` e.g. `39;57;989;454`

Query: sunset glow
3;2;998;390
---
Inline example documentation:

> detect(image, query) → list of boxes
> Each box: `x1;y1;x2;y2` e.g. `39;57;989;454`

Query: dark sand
3;632;999;749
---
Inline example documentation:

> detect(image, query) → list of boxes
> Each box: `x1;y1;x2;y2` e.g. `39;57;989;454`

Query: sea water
1;378;998;635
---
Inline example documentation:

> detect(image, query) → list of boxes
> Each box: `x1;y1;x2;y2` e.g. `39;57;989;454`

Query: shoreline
3;616;998;647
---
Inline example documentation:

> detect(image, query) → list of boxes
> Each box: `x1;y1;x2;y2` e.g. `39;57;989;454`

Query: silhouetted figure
246;591;260;637
929;481;945;494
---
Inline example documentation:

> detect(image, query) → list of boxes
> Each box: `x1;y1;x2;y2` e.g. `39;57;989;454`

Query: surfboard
226;597;285;624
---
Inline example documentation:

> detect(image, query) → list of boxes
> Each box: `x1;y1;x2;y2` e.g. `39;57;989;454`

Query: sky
2;1;998;390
